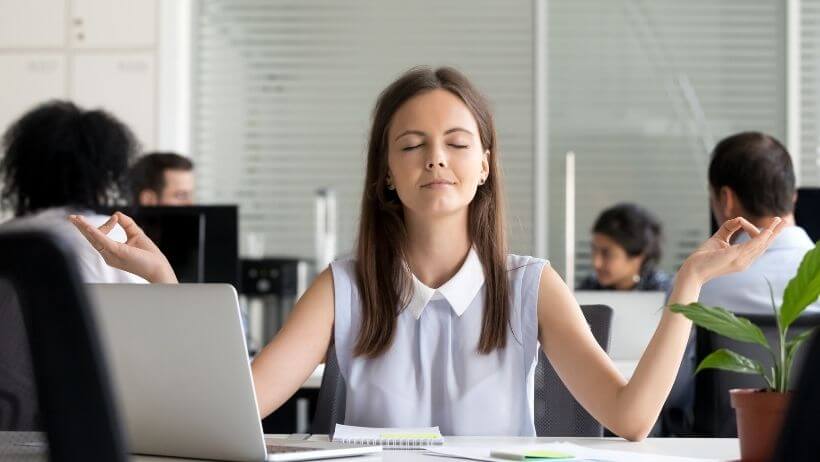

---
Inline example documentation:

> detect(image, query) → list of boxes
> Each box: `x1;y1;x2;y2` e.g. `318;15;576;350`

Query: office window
547;0;787;279
192;0;535;260
803;0;820;187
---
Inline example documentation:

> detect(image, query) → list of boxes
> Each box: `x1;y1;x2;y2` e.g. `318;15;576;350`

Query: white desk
303;364;325;389
0;432;740;461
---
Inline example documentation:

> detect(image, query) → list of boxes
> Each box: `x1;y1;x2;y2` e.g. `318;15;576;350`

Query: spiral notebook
331;424;444;449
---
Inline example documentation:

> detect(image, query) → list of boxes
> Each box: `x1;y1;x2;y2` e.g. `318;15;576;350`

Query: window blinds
546;0;787;279
193;0;534;260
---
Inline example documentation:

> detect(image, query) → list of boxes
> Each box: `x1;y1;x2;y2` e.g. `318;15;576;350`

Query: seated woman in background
578;203;672;292
0;100;148;283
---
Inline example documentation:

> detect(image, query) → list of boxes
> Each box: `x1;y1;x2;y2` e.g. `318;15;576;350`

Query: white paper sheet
424;443;719;462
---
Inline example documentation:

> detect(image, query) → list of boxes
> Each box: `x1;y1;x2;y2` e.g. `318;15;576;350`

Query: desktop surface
0;432;740;461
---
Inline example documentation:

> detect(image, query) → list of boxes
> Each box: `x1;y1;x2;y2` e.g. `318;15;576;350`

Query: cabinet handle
73;18;83;26
76;33;85;41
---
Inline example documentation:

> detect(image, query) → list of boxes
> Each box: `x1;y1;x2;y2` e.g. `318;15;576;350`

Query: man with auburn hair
129;152;195;206
700;131;817;313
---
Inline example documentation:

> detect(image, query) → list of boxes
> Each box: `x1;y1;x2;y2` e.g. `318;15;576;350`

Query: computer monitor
112;205;240;289
795;188;820;243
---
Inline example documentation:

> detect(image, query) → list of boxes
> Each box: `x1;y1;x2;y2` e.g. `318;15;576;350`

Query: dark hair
355;66;508;357
129;152;194;200
708;132;795;218
592;203;663;276
1;100;137;217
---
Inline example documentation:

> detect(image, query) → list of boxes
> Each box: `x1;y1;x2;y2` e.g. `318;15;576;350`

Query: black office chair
693;311;820;438
534;304;613;436
772;330;820;461
311;304;614;437
0;230;128;462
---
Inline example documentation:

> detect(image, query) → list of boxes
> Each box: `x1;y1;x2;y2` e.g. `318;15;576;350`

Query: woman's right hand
69;212;178;283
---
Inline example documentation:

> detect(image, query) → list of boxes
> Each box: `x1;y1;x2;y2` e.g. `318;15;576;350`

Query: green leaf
695;349;771;389
670;303;769;348
786;328;815;365
780;242;820;329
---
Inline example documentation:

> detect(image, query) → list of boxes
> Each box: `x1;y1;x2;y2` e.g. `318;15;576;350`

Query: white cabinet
0;0;160;150
70;0;157;48
71;53;156;147
0;0;66;48
0;54;66;136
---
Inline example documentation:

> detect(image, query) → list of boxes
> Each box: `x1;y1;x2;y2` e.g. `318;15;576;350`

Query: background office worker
578;203;672;292
700;132;818;314
0;100;146;284
129;152;195;206
71;67;783;440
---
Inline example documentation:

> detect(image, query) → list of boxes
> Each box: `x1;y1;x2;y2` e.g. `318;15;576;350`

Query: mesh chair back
534;304;613;436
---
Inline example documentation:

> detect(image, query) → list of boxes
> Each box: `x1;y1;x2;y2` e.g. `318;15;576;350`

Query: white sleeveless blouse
330;250;548;436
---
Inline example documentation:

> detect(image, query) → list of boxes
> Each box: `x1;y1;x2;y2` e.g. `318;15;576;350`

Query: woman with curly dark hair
0;100;145;283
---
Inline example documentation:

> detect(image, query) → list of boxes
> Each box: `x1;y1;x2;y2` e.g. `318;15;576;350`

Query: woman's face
590;233;645;289
386;89;489;220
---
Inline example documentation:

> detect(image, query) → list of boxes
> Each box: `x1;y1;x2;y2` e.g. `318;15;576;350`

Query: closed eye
402;143;424;152
449;144;469;149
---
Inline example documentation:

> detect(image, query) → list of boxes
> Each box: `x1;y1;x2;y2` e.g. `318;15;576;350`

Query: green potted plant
670;241;820;462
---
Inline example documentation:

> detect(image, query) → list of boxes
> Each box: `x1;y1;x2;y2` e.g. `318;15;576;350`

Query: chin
407;201;467;219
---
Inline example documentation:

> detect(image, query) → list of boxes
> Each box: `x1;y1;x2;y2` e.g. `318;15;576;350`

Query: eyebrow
393;127;473;141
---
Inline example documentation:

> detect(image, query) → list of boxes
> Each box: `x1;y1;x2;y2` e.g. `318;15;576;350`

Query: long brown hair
354;66;509;357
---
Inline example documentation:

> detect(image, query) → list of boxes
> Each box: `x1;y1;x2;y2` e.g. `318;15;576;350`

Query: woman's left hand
679;216;785;286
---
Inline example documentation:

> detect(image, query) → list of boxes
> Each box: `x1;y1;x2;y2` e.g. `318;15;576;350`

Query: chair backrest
0;230;127;462
312;304;614;437
772;330;820;461
693;311;820;437
534;304;613;436
310;343;346;435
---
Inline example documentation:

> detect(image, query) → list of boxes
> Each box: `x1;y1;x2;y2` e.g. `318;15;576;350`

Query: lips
421;179;456;188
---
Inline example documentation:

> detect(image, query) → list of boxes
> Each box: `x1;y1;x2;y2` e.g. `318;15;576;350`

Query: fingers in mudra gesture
682;216;785;284
69;212;177;283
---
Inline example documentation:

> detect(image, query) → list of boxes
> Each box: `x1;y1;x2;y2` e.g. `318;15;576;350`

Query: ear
481;150;490;182
138;189;158;206
719;186;737;219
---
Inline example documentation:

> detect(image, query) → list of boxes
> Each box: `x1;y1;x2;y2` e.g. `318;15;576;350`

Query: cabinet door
71;53;155;148
70;0;157;48
0;0;66;48
0;54;66;136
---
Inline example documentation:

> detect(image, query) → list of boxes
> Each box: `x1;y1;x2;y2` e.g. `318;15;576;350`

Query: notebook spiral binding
335;437;443;449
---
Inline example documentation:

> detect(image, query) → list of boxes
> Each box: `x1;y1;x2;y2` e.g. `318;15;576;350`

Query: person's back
0;100;145;283
699;132;817;314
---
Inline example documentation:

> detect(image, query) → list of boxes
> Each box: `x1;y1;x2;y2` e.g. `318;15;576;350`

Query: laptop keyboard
266;444;324;454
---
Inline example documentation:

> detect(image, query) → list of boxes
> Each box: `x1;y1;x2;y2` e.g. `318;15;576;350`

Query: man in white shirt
699;132;816;314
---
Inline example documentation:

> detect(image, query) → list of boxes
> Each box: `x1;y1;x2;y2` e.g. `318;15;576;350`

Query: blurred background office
2;0;820;435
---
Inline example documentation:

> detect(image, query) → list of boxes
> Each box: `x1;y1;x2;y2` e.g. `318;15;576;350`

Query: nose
425;148;447;170
592;254;603;271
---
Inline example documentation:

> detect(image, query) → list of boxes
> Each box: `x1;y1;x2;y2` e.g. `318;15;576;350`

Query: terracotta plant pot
730;389;791;462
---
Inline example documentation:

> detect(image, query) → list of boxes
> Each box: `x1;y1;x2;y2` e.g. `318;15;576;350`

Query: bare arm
539;217;784;441
251;267;335;418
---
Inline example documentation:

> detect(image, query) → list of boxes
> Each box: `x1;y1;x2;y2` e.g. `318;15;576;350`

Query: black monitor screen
111;206;240;289
796;188;820;243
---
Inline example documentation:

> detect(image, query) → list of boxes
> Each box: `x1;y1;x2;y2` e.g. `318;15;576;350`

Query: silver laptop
87;284;380;462
573;291;666;361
